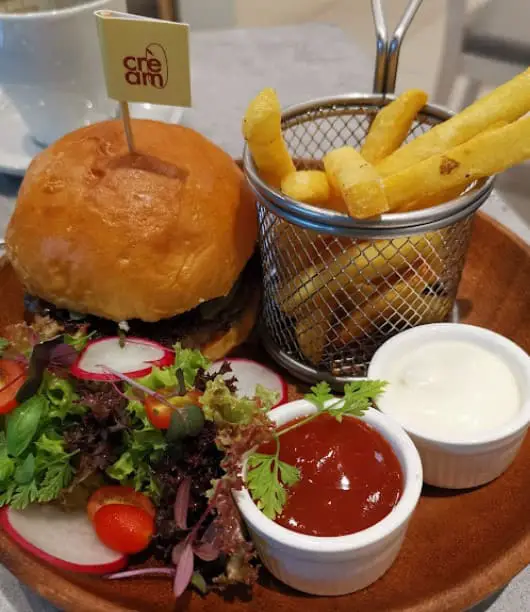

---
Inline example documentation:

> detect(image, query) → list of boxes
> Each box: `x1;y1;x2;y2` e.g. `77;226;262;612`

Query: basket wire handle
371;0;424;95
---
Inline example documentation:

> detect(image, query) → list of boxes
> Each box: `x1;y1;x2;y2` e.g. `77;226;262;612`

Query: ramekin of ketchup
233;397;423;597
258;412;403;537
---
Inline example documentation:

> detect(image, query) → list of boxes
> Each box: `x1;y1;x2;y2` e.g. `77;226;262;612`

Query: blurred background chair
435;0;530;108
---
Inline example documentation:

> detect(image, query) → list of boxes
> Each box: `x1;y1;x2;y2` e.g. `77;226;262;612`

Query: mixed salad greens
0;316;386;597
0;318;279;594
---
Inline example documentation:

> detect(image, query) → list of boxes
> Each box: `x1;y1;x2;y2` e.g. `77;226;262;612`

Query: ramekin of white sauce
368;323;530;489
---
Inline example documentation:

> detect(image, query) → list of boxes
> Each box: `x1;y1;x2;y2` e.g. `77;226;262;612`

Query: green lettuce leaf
106;408;166;502
10;481;39;510
130;428;166;460
255;384;280;412
0;401;77;510
64;329;95;352
136;366;178;391
173;344;210;387
201;377;264;424
135;344;210;392
6;396;45;457
34;432;65;456
126;399;151;427
0;433;14;483
14;453;35;485
106;451;135;481
37;462;73;503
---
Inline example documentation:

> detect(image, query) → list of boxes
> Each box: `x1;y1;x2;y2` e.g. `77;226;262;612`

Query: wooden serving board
0;212;529;612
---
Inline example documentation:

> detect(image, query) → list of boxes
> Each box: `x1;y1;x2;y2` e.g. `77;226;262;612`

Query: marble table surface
0;23;528;612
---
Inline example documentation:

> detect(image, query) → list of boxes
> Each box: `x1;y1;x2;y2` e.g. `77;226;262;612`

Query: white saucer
0;87;186;177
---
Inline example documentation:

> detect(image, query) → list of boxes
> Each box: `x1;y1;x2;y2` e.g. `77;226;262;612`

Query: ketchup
258;413;403;537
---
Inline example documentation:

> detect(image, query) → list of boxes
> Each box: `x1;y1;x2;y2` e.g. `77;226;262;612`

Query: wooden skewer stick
120;101;135;152
156;0;175;21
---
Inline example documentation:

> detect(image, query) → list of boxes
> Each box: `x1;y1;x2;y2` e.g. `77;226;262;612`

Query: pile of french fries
242;69;530;364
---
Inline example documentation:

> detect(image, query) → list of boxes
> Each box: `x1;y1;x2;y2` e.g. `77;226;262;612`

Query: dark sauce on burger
24;255;260;350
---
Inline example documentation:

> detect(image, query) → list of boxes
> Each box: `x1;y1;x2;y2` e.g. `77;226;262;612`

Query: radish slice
0;505;127;574
71;337;174;381
209;358;287;407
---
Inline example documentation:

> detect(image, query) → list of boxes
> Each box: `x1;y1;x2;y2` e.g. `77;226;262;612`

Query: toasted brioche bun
6;120;257;322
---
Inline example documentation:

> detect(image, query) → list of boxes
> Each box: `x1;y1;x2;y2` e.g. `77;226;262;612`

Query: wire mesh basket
243;1;494;388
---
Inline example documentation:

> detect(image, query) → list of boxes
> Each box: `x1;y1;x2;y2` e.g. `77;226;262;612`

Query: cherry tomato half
144;389;202;430
87;486;155;521
0;359;26;414
93;503;154;554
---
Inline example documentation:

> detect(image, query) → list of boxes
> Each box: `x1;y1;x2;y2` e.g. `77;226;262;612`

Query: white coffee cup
0;0;127;146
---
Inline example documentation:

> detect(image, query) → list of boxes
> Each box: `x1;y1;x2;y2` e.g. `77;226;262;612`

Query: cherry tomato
0;359;26;414
87;486;155;521
144;389;202;430
93;504;154;554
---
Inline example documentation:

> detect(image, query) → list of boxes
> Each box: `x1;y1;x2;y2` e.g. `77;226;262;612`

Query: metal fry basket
244;0;494;388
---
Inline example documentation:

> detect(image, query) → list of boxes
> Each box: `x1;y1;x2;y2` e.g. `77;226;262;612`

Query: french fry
295;312;328;364
274;221;353;275
393;120;508;212
295;287;363;364
338;288;452;345
397;183;469;212
279;234;442;315
336;260;438;309
377;68;530;177
242;88;295;186
275;222;319;274
281;170;330;205
249;141;296;187
361;89;428;164
323;146;389;219
337;264;448;345
326;189;349;214
384;116;530;211
281;170;349;213
483;120;509;132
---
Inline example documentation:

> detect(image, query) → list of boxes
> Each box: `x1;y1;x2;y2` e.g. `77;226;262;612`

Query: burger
5;119;259;359
0;120;277;594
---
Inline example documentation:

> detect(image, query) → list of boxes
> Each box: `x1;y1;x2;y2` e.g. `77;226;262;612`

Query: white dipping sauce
381;340;520;441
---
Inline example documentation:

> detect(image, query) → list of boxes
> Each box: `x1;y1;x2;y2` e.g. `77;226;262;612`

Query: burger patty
24;256;260;349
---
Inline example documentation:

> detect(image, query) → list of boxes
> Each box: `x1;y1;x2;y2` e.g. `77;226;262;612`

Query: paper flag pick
95;10;191;108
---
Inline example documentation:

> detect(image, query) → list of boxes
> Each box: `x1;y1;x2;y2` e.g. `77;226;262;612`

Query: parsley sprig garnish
246;443;300;520
246;380;387;520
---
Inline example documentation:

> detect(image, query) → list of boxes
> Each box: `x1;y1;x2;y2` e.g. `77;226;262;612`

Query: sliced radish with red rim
209;358;287;407
71;337;173;381
0;505;127;574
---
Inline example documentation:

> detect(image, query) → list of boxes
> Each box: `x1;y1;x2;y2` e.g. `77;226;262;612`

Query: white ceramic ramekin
368;323;530;489
233;399;423;596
